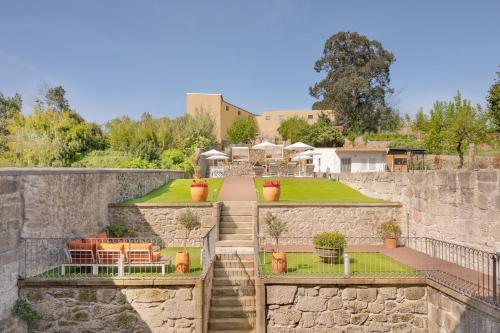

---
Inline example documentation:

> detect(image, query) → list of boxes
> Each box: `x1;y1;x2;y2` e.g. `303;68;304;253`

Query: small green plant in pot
175;208;201;273
377;219;401;249
264;212;288;274
313;232;347;263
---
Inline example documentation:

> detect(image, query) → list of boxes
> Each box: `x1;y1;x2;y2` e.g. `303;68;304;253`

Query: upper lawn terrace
127;177;384;203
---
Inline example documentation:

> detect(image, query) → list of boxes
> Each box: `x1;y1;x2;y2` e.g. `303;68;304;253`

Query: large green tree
309;31;398;133
226;116;258;144
277;116;309;142
487;69;500;133
414;92;488;168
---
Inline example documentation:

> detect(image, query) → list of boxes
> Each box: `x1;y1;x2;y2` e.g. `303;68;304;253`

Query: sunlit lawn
37;247;201;278
127;178;224;203
259;252;417;277
255;178;386;203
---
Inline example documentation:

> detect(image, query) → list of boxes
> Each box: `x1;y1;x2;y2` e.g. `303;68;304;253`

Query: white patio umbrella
252;140;278;150
285;142;314;176
201;149;227;157
206;154;229;166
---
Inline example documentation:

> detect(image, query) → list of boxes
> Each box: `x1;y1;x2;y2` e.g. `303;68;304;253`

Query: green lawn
259;252;417;277
37;247;202;278
127;178;224;203
254;178;385;203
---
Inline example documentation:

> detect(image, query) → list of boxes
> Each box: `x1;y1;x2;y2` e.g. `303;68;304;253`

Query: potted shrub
313;232;347;263
377;219;401;249
264;212;288;274
262;180;280;201
190;180;208;202
175;209;201;273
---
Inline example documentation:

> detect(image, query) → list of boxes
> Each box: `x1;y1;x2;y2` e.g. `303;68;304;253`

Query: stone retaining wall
258;203;403;241
0;168;184;330
20;285;197;333
266;284;428;332
108;203;220;246
335;170;500;252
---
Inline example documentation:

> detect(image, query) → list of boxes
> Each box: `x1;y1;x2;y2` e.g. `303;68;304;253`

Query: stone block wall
0;168;183;331
427;286;500;332
108;203;219;246
258;204;403;242
335;171;500;252
266;285;428;332
20;285;196;333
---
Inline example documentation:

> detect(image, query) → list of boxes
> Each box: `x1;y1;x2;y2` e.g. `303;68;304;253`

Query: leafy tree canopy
299;113;345;147
487;69;500;133
309;31;399;133
277;116;309;143
227;116;258;144
0;92;22;151
413;92;488;168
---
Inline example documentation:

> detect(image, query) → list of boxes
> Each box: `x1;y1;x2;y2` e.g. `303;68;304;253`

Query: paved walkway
219;176;257;201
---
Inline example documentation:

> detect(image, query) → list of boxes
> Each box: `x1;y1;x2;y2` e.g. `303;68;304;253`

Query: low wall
266;284;428;332
335;170;500;252
0;168;184;329
19;282;198;333
108;202;220;246
258;203;403;241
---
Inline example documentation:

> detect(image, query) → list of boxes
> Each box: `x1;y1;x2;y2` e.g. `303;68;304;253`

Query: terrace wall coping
257;202;402;207
18;277;199;287
0;167;185;176
109;202;215;208
258;276;425;285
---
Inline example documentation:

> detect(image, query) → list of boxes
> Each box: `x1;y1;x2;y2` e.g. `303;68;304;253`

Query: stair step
220;222;253;230
216;240;253;247
221;201;253;208
214;268;254;277
220;227;252;235
216;253;254;261
214;278;255;287
208;330;255;333
220;234;252;241
211;296;256;307
221;208;253;216
215;260;254;269
210;306;256;318
212;286;256;297
221;215;253;223
209;317;256;330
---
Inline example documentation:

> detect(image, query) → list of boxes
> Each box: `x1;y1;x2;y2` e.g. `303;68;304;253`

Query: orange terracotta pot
384;237;397;249
175;252;190;273
272;252;287;274
190;186;208;202
263;187;280;201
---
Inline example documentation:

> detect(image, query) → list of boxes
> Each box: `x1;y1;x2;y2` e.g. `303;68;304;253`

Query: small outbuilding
386;148;426;172
311;147;388;173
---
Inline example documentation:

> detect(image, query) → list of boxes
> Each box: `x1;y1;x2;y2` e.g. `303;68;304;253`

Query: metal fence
20;233;213;279
255;235;500;308
201;224;218;277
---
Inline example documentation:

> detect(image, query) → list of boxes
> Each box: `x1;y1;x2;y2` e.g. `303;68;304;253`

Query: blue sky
1;0;499;124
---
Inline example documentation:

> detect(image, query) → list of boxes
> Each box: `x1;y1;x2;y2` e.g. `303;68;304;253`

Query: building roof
387;148;427;154
335;147;388;153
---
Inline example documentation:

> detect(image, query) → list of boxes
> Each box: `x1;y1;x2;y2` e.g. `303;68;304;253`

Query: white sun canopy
285;142;313;151
201;149;227;157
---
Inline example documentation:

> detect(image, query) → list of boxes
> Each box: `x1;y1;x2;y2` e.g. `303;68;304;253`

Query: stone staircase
209;201;256;332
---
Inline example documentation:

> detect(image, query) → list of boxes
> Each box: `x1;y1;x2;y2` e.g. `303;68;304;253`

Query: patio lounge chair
286;162;298;177
123;243;168;274
268;163;279;177
63;239;98;275
253;166;264;177
304;164;315;177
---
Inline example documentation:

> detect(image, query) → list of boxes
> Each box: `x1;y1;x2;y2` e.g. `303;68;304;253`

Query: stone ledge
0;168;185;176
18;277;198;287
258;202;401;207
109;202;215;208
260;277;425;285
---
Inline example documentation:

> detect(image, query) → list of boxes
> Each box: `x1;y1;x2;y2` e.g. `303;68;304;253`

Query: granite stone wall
0;168;183;331
20;286;196;333
427;286;500;332
335;170;500;252
108;203;220;246
266;285;428;332
258;204;403;241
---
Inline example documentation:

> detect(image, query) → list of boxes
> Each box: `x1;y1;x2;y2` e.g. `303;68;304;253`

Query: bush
13;299;40;324
313;232;347;249
176;209;201;251
377;219;402;239
227;117;258;144
105;223;134;238
72;150;133;168
263;212;287;251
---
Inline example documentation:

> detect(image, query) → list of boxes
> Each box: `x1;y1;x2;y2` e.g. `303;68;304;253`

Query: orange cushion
152;252;161;262
67;240;94;250
124;243;152;251
97;242;124;251
82;231;108;243
123;243;153;263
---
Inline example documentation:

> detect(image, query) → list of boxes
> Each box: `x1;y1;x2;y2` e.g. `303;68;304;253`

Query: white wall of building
312;148;386;173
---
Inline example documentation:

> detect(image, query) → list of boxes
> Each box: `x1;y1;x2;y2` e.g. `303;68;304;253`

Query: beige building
186;93;333;142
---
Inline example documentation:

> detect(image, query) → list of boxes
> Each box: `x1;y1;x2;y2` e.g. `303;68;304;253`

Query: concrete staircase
209;201;256;332
209;253;256;332
216;202;254;247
